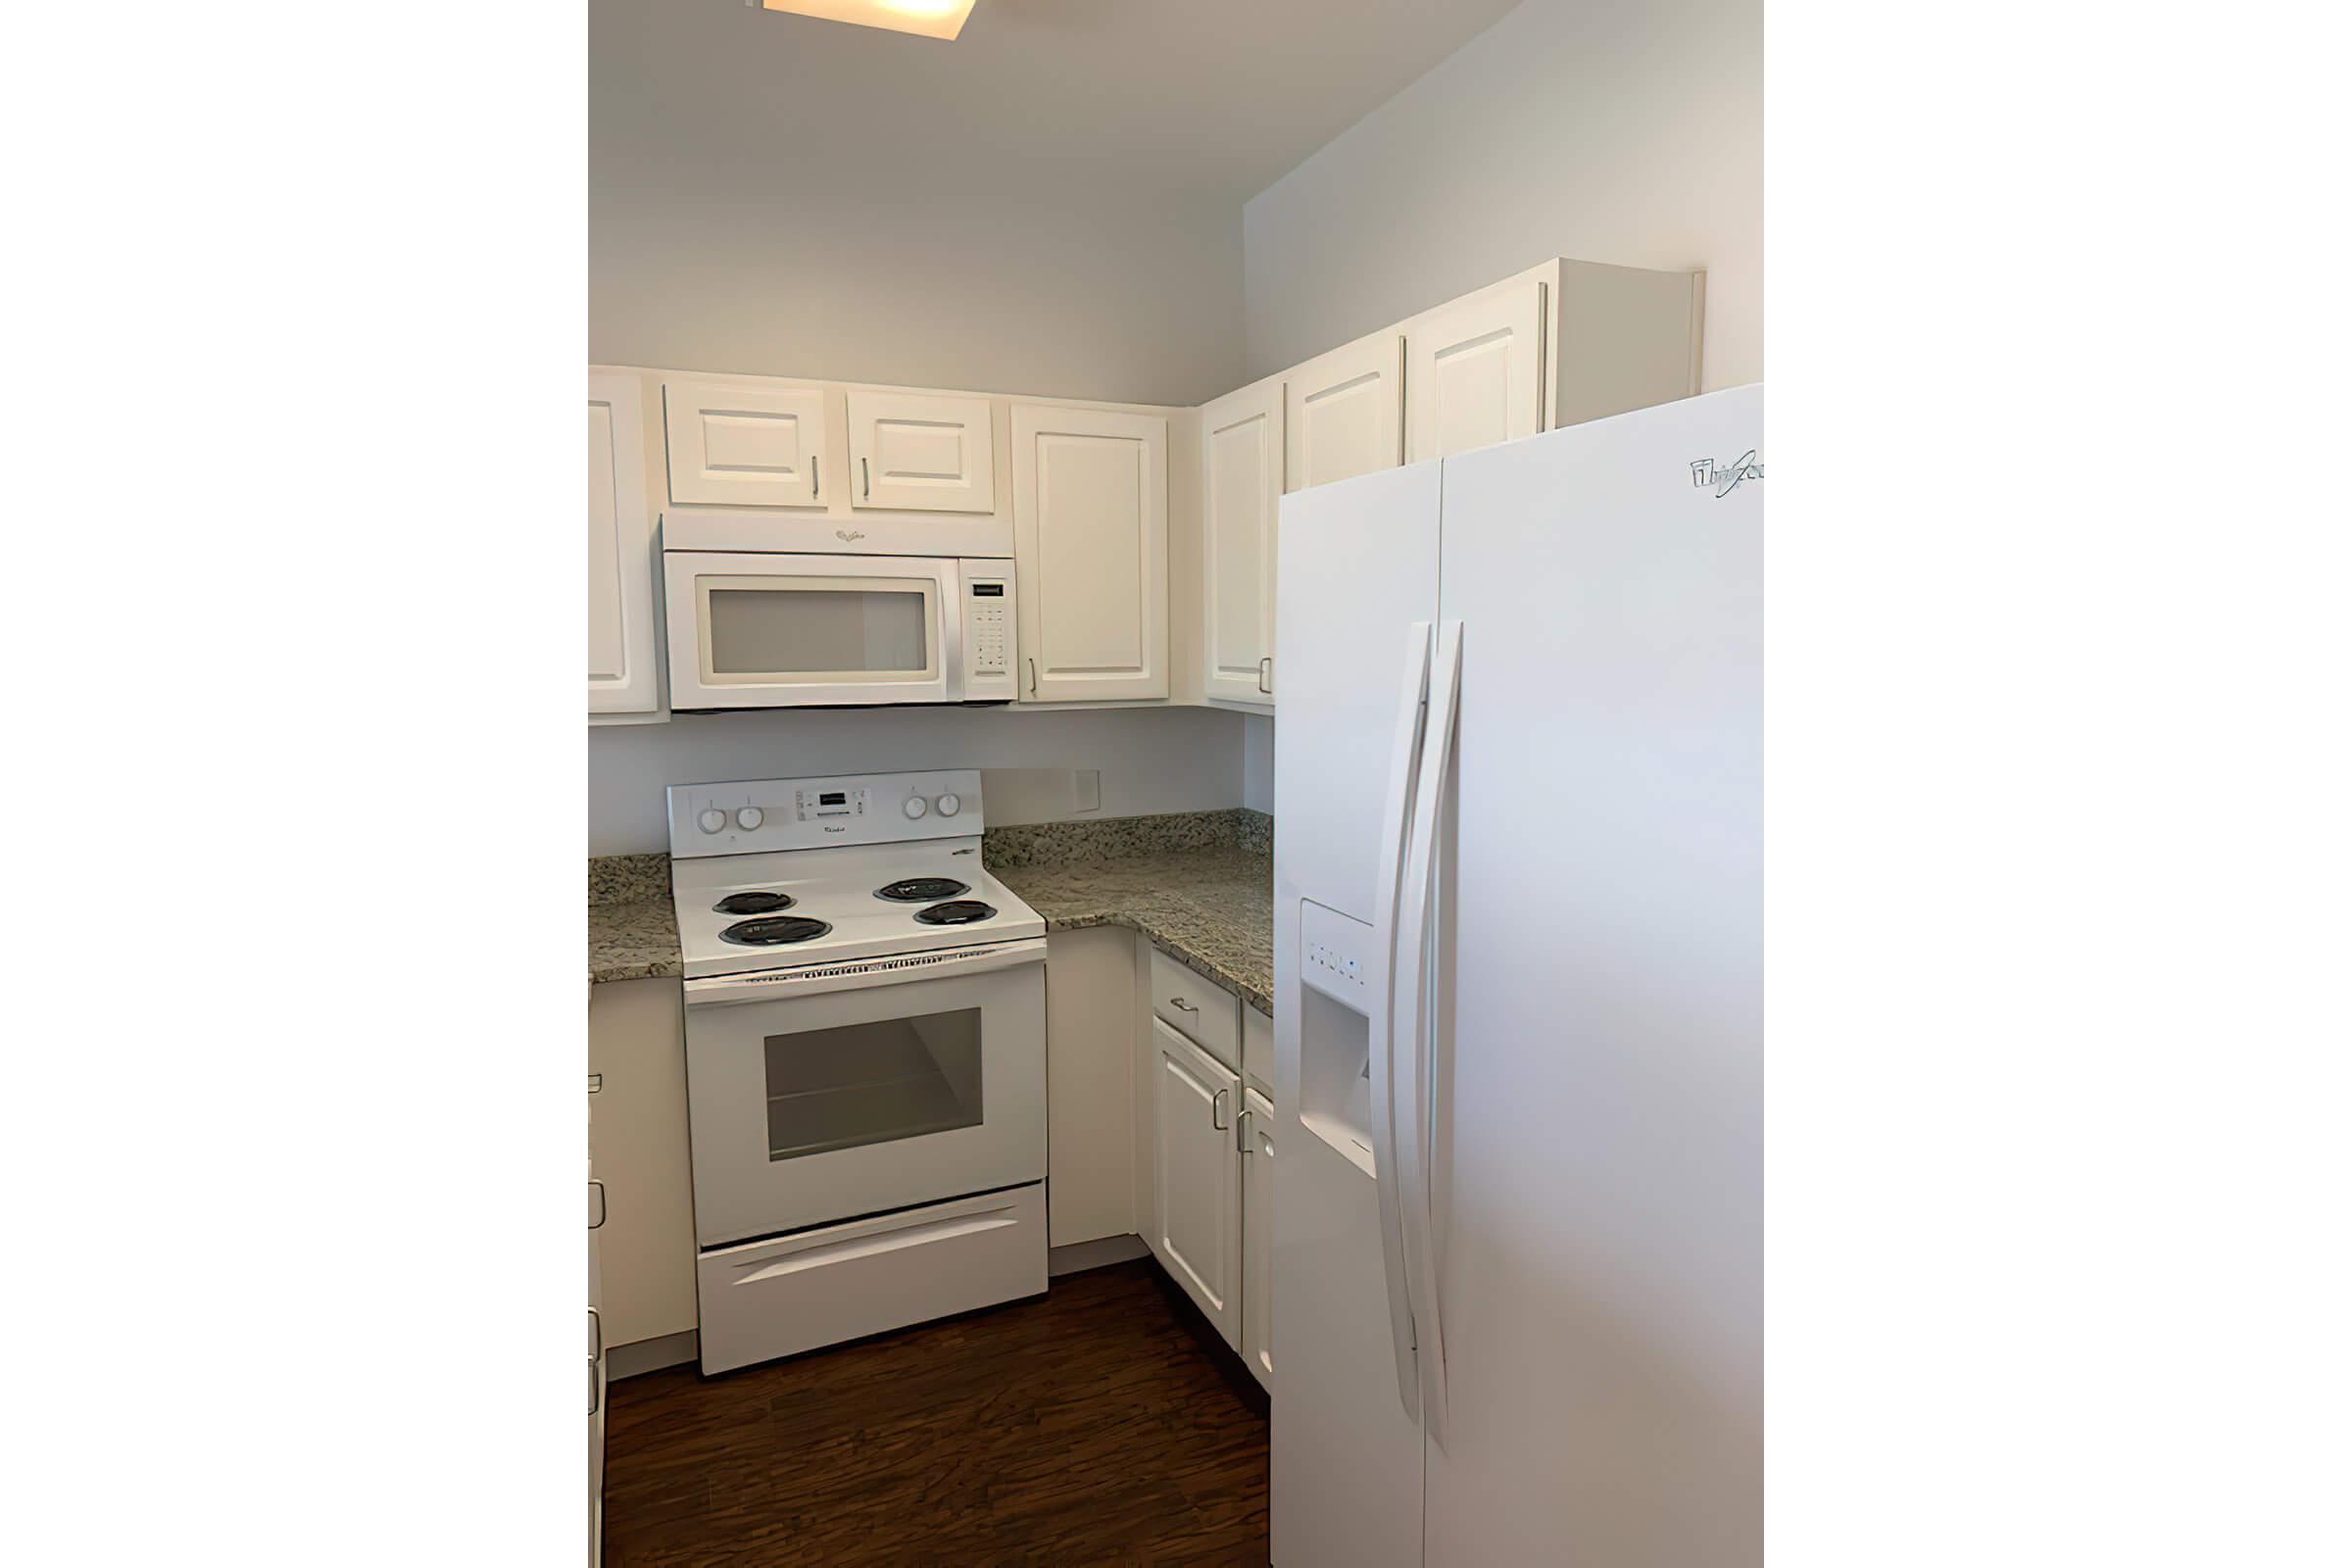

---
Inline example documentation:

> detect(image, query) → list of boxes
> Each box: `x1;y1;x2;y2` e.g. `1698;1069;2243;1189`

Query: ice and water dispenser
1298;898;1380;1174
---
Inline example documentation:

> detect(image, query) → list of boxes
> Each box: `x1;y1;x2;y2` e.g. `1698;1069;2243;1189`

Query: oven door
662;551;959;709
681;940;1046;1248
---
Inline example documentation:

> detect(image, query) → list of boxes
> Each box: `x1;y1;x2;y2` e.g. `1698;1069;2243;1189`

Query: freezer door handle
1396;618;1461;1448
1367;619;1432;1425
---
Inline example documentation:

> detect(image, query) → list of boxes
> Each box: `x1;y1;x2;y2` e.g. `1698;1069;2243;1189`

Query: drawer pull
1169;997;1199;1013
1212;1087;1232;1132
731;1206;1019;1285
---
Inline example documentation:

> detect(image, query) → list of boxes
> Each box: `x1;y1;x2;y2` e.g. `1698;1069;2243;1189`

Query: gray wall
1241;0;1762;390
589;0;1245;406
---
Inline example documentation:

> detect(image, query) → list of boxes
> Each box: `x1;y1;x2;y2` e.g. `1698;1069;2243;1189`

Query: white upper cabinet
588;371;660;715
846;389;995;514
1284;331;1402;493
662;378;827;508
1010;404;1169;704
1200;380;1281;707
1406;277;1546;464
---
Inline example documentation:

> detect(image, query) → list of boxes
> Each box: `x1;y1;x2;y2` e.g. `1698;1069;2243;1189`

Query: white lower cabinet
1148;1015;1243;1349
1241;1086;1275;1390
586;977;698;1352
1044;928;1136;1248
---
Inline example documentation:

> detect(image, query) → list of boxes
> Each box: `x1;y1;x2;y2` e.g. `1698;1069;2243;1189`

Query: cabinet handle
1026;657;1038;695
588;1307;604;1415
1237;1105;1252;1152
810;456;820;497
1211;1087;1231;1131
861;456;871;498
1258;657;1273;695
588;1179;607;1230
586;1073;602;1095
1169;997;1199;1013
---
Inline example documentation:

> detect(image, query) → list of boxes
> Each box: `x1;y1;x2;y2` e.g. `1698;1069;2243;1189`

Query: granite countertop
992;845;1273;1015
589;853;682;984
587;810;1273;1004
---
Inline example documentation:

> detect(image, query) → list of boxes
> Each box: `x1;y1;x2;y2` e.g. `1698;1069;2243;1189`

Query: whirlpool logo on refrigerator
1689;450;1763;498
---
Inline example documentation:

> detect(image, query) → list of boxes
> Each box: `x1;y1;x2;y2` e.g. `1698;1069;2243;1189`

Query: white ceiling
592;0;1526;204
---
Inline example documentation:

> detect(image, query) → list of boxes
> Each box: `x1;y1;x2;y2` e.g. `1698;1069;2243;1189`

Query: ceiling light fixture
751;0;977;42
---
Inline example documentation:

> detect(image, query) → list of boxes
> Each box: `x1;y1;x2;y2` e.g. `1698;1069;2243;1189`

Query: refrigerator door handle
1396;618;1462;1448
1368;619;1433;1425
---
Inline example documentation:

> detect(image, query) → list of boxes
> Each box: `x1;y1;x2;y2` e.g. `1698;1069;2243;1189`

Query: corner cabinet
1200;380;1281;707
1010;404;1169;703
1148;1015;1243;1349
588;370;661;715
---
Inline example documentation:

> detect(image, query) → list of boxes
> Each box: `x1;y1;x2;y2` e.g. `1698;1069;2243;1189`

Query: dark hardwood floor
603;1259;1269;1566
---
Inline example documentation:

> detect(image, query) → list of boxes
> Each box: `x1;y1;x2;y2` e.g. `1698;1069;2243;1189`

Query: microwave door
663;553;956;709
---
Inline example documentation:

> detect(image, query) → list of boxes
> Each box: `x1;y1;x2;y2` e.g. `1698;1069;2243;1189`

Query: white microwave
662;520;1016;710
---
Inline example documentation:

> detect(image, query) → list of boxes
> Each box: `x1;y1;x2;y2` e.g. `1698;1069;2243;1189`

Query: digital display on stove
818;791;846;806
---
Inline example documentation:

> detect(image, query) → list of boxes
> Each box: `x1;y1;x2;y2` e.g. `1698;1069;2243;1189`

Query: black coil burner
713;891;794;915
875;877;971;904
913;900;998;926
718;915;833;947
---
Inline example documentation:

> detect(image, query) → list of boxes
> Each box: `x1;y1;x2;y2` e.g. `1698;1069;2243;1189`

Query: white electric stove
667;770;1049;1374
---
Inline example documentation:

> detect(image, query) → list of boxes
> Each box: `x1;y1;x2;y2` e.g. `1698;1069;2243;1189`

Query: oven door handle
683;937;1048;1007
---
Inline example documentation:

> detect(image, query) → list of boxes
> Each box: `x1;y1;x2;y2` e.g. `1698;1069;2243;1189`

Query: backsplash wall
588;706;1253;857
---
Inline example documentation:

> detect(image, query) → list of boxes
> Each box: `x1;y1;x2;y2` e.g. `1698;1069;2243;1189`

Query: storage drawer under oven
696;1183;1047;1373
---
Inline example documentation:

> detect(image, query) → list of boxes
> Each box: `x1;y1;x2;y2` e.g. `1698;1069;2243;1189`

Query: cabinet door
1200;381;1281;705
663;377;827;508
1241;1086;1275;1391
588;372;660;714
1149;1016;1242;1348
586;978;698;1348
846;390;996;514
1406;278;1545;463
1011;404;1168;703
1284;332;1402;493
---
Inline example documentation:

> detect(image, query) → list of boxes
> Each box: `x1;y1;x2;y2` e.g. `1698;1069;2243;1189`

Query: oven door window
762;1007;983;1160
700;575;938;685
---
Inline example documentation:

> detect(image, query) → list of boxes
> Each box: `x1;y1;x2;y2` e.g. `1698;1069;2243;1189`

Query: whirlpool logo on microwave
1690;450;1763;498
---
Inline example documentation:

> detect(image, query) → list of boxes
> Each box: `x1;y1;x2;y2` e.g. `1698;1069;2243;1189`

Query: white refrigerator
1271;385;1762;1566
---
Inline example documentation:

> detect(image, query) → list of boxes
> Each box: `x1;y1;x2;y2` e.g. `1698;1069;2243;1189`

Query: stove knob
903;796;928;820
697;808;727;834
735;807;764;831
935;793;961;817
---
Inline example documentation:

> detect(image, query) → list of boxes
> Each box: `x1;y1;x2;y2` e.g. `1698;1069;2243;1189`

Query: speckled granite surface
992;844;1274;1015
589;854;681;984
586;811;1274;994
982;807;1270;868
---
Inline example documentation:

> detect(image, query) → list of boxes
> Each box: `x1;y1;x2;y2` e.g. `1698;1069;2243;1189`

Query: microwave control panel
958;564;1017;702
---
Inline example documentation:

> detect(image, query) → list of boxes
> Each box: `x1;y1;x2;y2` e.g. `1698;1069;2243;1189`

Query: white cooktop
664;771;1044;980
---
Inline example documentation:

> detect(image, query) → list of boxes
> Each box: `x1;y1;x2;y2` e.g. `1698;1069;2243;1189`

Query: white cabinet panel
663;378;827;508
1149;1016;1242;1348
1242;1086;1275;1391
1200;380;1280;705
847;389;995;514
1044;928;1136;1248
1010;404;1168;703
1149;947;1240;1073
587;977;698;1349
1284;332;1402;493
1406;278;1545;463
1244;1004;1273;1102
588;372;660;714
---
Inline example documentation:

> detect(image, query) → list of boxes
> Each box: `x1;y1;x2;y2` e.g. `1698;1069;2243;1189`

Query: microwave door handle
1368;620;1432;1425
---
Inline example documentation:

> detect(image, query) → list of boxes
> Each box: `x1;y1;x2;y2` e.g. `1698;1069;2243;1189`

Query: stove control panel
668;770;984;858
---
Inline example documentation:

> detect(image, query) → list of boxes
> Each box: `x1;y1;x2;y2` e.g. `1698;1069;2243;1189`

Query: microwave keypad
968;587;1008;675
